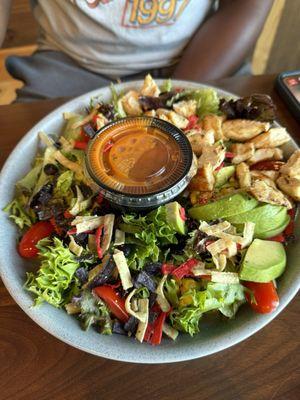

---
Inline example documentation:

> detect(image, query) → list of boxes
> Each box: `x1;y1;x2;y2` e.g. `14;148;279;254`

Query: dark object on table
275;70;300;123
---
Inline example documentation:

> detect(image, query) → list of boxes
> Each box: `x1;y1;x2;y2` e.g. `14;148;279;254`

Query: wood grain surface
0;75;299;400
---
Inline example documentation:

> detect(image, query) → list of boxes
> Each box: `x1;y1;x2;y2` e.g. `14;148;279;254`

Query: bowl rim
0;79;299;364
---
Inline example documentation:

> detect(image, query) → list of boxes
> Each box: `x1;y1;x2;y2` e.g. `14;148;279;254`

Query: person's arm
173;0;273;81
0;0;12;47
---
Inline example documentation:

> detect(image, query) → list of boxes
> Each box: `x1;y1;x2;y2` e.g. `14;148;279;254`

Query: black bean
120;244;132;258
30;183;54;208
148;310;159;325
144;262;162;275
79;182;93;198
112;320;127;335
92;206;102;216
149;292;157;309
54;141;62;149
74;233;88;247
44;163;59;175
124;316;138;334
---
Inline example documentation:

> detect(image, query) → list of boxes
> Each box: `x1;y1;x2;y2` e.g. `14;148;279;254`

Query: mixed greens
4;75;298;345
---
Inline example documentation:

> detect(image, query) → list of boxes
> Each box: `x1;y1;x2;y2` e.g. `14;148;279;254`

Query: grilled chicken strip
249;127;290;148
222;119;270;141
236;162;251;188
249;180;292;209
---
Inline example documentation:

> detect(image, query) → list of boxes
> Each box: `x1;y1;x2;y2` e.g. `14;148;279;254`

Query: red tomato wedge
243;281;279;314
93;286;129;323
74;141;88;150
18;221;55;258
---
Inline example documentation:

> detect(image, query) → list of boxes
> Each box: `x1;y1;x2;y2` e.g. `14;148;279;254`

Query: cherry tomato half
93;286;129;323
243;281;279;314
18;221;55;258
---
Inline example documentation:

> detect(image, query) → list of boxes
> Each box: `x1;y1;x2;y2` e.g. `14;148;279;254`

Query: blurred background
0;0;299;105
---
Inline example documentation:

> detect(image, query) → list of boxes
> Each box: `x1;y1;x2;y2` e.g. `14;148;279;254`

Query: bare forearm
173;0;273;81
0;0;12;47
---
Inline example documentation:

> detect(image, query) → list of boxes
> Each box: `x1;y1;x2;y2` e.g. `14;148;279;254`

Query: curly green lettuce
170;282;245;336
3;197;34;229
164;278;180;307
120;206;179;269
190;88;220;118
25;237;80;307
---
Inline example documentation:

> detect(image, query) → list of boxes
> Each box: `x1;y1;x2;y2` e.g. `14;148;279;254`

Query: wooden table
0;75;299;400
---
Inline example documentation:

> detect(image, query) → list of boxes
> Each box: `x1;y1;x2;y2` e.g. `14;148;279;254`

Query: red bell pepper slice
64;210;73;219
284;220;295;237
96;193;104;205
67;228;94;235
150;312;167;345
67;227;77;235
185;115;202;131
284;208;296;237
288;208;296;220
95;224;104;259
171;258;199;279
49;217;63;236
186;115;198;129
215;162;224;172
94;286;129;322
249;160;284;171
179;207;187;221
268;234;285;243
161;263;176;275
225;152;234;159
144;312;167;345
144;323;154;343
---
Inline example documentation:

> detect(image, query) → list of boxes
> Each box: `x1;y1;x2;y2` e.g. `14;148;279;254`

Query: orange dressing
88;119;185;195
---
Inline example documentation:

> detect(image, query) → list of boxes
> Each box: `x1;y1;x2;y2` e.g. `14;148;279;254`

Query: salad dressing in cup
85;117;196;209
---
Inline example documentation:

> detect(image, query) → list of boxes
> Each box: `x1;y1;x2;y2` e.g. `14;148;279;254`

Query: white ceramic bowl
0;80;299;363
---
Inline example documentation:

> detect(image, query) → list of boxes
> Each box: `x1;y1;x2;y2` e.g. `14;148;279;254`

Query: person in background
0;0;272;102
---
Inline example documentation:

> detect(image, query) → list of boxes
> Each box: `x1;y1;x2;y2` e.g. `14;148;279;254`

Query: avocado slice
165;201;186;234
228;204;288;236
257;215;290;239
215;166;235;188
240;239;286;282
188;193;258;221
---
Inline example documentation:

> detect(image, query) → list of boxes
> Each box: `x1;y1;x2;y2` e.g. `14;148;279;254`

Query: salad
4;75;298;345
